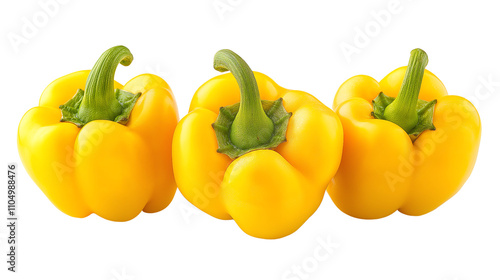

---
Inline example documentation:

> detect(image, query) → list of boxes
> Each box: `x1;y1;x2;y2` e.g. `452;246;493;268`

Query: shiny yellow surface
18;70;178;221
328;67;481;219
173;72;343;238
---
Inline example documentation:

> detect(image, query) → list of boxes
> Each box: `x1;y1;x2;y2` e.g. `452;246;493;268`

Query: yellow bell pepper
328;48;481;219
173;49;343;239
18;46;178;221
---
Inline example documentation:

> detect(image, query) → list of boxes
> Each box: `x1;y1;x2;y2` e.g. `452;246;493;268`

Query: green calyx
373;92;436;141
60;45;141;127
212;49;292;159
372;48;437;141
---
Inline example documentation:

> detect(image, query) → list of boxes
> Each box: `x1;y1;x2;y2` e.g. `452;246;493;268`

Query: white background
1;0;499;279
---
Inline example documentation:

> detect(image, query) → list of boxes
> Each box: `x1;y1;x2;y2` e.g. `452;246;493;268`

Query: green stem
383;48;428;133
77;46;133;123
214;49;274;149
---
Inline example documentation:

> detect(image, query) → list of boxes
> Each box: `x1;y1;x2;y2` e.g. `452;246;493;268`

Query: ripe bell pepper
173;50;343;239
328;49;481;219
18;46;178;221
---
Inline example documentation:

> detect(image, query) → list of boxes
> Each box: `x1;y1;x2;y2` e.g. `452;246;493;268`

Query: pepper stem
77;46;133;124
214;49;274;149
383;48;428;133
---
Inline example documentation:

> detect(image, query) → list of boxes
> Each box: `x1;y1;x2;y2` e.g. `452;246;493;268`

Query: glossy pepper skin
173;50;343;239
18;46;178;221
328;49;481;219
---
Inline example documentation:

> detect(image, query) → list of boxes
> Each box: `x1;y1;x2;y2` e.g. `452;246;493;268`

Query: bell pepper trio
18;46;481;238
